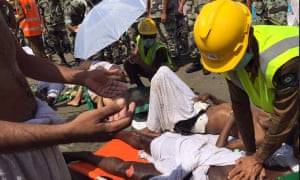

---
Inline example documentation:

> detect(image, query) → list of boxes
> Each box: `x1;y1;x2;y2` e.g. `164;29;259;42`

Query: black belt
174;109;206;136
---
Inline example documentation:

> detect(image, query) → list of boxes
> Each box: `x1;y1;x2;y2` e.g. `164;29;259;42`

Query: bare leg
96;96;104;109
57;52;71;67
64;151;161;180
67;86;83;107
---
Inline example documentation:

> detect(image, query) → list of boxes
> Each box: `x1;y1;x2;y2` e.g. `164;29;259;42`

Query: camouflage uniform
38;0;71;57
251;0;288;25
149;0;178;59
185;0;210;58
99;31;131;64
64;0;87;53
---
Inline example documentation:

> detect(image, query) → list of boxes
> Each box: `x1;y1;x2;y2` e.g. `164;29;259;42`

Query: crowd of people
0;0;299;179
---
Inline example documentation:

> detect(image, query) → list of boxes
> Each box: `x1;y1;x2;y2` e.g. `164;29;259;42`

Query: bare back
206;101;270;148
206;103;237;135
0;14;36;122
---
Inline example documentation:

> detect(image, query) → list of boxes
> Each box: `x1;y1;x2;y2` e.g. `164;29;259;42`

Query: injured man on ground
140;66;271;151
64;130;295;180
64;66;298;180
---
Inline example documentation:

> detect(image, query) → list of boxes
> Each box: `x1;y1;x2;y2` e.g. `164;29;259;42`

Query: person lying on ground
67;60;127;107
63;130;292;180
139;66;271;151
35;81;66;107
0;12;134;180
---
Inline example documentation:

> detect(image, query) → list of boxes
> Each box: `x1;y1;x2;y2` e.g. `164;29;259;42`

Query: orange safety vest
17;0;41;37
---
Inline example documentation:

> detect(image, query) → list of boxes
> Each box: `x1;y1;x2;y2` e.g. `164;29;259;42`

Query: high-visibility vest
137;35;174;70
223;25;299;113
17;0;42;37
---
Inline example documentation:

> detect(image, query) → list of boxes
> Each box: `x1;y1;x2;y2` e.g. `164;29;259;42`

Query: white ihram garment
0;98;71;180
149;132;243;180
147;66;209;133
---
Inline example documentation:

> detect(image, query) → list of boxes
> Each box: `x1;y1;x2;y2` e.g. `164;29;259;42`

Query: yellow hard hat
193;0;252;73
138;17;157;35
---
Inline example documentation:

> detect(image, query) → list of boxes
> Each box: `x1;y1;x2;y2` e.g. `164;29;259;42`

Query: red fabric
68;139;149;180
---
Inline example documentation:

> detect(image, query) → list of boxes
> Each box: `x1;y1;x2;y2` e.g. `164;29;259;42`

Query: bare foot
67;100;81;107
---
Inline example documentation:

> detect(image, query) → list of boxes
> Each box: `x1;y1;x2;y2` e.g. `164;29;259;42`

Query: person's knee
123;60;133;72
113;162;132;177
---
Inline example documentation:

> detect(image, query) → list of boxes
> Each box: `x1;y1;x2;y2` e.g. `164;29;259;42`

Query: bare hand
68;98;136;142
228;155;265;180
161;13;167;24
126;54;136;64
178;4;184;14
73;25;80;32
192;92;210;102
82;68;128;98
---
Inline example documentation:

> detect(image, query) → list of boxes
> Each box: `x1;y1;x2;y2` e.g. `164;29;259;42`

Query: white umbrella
74;0;146;59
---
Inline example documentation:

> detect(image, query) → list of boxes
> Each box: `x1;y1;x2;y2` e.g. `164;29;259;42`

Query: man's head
138;17;157;48
193;0;252;73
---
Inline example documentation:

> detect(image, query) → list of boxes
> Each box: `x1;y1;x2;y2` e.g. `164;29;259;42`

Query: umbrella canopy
74;0;146;59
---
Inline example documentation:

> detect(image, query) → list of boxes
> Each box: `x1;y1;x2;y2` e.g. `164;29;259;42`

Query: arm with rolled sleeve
256;58;299;161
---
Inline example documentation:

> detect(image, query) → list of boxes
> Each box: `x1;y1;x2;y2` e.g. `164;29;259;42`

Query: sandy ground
27;53;231;153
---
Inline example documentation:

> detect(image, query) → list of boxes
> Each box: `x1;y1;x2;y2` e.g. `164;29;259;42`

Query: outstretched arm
0;99;135;153
215;112;235;148
64;151;161;179
16;42;127;98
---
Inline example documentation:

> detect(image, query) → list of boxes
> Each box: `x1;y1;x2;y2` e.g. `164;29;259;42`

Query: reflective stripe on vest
224;26;299;113
227;69;275;113
137;35;174;70
19;0;42;36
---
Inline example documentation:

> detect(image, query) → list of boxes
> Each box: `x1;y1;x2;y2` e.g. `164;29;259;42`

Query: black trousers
123;61;152;87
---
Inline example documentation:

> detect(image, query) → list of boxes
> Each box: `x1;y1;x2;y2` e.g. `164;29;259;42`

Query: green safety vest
136;35;174;70
223;25;299;113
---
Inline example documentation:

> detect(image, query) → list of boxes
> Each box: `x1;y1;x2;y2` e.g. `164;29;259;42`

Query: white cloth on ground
147;66;209;133
89;61;114;71
148;132;243;180
22;46;34;55
0;98;71;180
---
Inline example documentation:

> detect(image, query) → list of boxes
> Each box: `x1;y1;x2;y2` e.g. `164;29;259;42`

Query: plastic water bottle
265;143;299;172
287;0;295;26
251;1;257;23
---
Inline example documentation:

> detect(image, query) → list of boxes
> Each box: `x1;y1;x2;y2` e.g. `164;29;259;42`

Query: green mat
135;103;149;114
276;172;299;180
